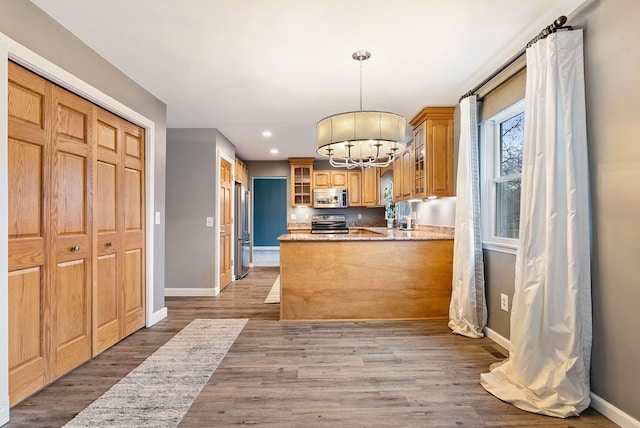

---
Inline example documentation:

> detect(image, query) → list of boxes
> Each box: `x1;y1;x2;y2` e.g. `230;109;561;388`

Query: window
481;99;524;253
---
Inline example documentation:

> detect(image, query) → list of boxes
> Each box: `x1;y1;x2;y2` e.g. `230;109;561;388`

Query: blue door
253;178;287;246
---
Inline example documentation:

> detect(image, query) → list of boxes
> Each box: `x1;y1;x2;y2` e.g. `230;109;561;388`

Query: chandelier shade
316;51;407;169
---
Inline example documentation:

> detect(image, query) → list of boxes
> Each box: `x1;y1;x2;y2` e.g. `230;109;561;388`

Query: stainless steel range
311;214;348;234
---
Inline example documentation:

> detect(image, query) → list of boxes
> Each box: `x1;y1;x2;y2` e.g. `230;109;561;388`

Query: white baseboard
164;287;218;297
483;327;639;427
483;326;512;352
1;394;9;426
590;392;640;428
146;307;167;327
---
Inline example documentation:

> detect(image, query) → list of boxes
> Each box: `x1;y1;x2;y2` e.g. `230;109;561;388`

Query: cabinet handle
70;245;80;252
105;241;113;247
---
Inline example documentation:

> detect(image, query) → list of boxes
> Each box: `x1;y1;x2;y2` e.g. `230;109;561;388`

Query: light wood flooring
6;267;616;427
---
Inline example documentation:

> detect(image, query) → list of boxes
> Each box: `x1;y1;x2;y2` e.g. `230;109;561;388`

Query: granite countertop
287;223;311;231
279;225;454;242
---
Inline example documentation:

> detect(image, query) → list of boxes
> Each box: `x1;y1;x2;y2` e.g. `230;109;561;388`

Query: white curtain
449;95;487;338
480;30;592;418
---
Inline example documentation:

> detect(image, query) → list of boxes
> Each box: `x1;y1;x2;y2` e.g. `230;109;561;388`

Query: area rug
264;275;280;303
64;318;248;428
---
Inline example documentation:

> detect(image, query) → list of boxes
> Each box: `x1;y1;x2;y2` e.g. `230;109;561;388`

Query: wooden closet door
7;62;51;406
123;121;145;336
50;84;94;378
93;109;123;354
219;158;233;290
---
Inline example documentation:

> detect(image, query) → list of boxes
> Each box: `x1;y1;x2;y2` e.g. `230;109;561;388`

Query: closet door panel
95;254;119;354
8;268;46;406
123;124;145;335
94;111;124;354
50;86;93;378
54;259;91;376
7;62;50;406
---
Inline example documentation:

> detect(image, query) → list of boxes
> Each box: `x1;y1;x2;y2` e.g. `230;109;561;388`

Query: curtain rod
459;16;572;102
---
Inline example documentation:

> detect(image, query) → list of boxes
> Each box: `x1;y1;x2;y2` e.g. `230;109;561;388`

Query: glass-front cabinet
409;107;455;199
288;157;314;206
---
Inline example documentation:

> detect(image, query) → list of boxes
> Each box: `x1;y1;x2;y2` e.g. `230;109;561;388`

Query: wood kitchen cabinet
347;171;362;206
289;157;314;206
313;170;347;188
234;157;248;186
410;107;455;198
362;167;380;206
313;170;362;206
393;141;413;202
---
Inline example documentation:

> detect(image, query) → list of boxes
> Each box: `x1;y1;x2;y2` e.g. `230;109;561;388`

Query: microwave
313;188;348;208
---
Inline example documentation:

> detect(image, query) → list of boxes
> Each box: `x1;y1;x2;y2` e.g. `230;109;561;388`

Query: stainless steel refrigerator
234;183;250;279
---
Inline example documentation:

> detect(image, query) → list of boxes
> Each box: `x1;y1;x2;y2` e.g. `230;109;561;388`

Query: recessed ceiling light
262;130;272;137
270;148;279;154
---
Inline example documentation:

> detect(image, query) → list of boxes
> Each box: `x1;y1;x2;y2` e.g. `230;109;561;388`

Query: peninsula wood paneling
280;239;453;321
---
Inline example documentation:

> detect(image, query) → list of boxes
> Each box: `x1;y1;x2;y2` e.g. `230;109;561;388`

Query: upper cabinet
313;170;362;207
410;107;455;199
361;167;380;206
393;141;414;202
289;157;315;206
347;171;362;206
313;170;347;189
234;157;249;186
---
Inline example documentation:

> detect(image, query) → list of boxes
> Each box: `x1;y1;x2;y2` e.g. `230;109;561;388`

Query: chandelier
316;50;407;169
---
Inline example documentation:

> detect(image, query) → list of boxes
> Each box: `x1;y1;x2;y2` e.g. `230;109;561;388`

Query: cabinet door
401;143;413;199
413;123;426;199
392;156;402;201
331;171;347;187
290;159;314;206
313;171;330;188
362;167;380;206
427;118;454;197
347;171;362;206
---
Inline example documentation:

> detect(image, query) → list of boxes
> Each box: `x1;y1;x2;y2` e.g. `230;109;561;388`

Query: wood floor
6;267;616;427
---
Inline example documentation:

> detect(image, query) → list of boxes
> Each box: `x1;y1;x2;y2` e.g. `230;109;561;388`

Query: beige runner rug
64;318;247;428
264;275;280;303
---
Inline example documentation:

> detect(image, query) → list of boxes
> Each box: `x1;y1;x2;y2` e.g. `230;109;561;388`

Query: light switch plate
206;217;214;227
155;211;161;225
290;214;297;220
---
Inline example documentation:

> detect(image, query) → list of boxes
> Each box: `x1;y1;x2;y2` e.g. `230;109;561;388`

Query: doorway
252;177;287;266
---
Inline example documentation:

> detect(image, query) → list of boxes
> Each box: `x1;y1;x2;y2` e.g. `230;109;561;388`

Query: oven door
311;221;349;233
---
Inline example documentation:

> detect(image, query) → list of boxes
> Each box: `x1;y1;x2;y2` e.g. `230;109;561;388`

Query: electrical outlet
500;293;509;312
357;213;362;219
206;217;214;227
290;214;297;220
304;213;309;220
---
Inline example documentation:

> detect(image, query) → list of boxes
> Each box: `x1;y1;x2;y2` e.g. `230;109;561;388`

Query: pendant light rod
352;50;370;110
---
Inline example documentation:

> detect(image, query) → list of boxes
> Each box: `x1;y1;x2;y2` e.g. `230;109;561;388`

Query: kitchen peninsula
278;226;454;322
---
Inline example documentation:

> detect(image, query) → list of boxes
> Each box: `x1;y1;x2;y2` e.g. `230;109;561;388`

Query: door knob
70;245;80;252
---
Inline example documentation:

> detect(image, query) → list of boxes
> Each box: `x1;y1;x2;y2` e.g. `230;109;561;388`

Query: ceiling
31;0;584;161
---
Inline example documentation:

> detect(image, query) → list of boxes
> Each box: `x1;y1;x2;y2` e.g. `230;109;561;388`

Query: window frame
480;99;525;255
